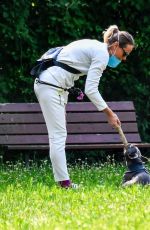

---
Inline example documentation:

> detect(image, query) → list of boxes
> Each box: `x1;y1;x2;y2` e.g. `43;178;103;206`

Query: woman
34;25;135;188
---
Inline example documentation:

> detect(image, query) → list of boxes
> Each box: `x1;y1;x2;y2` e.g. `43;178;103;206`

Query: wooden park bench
0;101;150;153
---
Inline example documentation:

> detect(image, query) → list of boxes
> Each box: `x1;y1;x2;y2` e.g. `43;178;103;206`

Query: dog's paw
122;176;139;187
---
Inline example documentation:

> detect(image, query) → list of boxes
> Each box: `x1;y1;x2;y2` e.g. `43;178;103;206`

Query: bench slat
0;112;136;124
0;133;141;145
67;134;141;144
0;101;135;112
68;123;138;134
67;101;135;111
5;144;126;150
0;123;138;134
67;112;136;123
6;143;150;150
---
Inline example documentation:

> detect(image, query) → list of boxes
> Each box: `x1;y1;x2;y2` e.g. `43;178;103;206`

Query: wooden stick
115;125;128;149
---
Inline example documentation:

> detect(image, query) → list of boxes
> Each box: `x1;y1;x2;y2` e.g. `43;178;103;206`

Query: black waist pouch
30;59;54;77
30;59;81;77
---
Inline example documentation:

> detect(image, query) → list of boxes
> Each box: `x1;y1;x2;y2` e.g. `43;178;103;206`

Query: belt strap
36;79;68;91
53;60;81;74
36;79;84;101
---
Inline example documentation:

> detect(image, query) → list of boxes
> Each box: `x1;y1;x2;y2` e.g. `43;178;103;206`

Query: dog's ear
124;144;132;156
135;146;141;158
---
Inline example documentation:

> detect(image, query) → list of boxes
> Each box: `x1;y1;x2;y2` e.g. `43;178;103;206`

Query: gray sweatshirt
40;39;109;111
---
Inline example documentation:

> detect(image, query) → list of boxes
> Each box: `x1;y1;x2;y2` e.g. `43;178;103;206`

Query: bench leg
24;153;30;167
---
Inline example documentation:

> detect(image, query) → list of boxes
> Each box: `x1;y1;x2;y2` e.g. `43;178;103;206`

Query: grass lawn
0;160;150;230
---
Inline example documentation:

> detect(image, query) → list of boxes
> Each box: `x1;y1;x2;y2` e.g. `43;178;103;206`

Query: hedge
1;0;150;141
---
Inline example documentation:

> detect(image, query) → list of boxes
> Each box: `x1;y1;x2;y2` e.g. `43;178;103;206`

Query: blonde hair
103;25;119;43
103;25;135;47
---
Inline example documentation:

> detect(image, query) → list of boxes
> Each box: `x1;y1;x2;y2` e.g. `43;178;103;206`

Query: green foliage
0;0;150;140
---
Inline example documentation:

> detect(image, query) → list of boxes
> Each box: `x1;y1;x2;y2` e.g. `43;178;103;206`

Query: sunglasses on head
121;47;130;57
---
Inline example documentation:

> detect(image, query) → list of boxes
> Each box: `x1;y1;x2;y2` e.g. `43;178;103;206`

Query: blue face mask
107;55;121;68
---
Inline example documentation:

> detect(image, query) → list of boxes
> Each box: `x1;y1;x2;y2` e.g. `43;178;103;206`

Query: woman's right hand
102;106;121;128
107;112;121;128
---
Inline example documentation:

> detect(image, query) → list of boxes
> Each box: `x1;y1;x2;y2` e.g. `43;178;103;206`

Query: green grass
0;161;150;230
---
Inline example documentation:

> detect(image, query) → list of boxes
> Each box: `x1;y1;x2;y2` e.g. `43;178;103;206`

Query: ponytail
103;25;119;44
103;25;135;47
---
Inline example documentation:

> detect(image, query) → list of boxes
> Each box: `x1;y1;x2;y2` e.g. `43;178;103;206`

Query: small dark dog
122;144;150;186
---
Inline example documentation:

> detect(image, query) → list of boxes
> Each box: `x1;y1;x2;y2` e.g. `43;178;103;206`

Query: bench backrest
0;102;141;149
